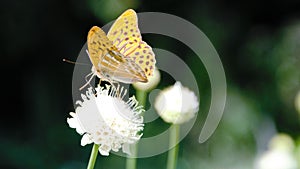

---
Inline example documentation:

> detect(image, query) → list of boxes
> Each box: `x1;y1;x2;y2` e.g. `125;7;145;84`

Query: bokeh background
1;0;300;168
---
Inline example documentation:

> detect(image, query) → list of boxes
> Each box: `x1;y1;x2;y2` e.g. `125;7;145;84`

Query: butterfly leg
79;73;95;91
99;78;121;97
85;71;94;83
85;49;90;57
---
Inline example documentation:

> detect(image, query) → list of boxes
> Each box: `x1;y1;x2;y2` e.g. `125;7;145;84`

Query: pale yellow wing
87;26;114;68
107;9;156;77
87;26;147;83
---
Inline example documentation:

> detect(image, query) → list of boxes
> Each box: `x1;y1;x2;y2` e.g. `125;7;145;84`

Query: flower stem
167;124;180;169
125;144;138;169
126;89;147;169
136;89;147;109
87;144;99;169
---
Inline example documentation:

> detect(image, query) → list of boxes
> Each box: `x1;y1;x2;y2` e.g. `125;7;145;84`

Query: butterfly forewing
107;9;156;78
87;26;114;68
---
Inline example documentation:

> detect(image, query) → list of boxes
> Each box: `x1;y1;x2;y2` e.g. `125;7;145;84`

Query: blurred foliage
88;0;139;22
1;0;300;168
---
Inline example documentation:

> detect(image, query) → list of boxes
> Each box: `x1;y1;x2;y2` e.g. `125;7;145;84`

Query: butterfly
84;9;156;88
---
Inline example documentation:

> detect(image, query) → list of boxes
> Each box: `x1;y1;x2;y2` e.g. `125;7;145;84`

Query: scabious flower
255;134;298;169
133;67;161;92
67;85;144;156
154;81;199;124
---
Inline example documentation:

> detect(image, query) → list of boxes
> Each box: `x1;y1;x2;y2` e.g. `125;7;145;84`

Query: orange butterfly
84;9;156;88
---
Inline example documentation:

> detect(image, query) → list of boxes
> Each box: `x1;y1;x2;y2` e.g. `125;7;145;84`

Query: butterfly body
86;9;156;85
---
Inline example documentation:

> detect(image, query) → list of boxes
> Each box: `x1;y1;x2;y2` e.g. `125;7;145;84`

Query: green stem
87;144;99;169
136;89;147;109
125;143;138;169
126;89;147;169
167;124;180;169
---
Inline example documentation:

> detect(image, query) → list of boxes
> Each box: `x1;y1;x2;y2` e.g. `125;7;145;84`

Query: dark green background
1;0;300;168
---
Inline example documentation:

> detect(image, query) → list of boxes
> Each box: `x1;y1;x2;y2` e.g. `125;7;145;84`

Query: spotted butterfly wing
87;26;147;83
107;9;156;77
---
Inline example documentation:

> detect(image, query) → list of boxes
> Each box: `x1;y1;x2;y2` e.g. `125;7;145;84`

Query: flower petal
81;134;93;146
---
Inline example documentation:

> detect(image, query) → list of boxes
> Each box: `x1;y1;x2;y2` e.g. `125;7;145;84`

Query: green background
1;0;300;168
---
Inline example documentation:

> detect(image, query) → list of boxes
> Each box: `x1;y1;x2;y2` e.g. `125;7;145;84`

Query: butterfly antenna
63;59;89;66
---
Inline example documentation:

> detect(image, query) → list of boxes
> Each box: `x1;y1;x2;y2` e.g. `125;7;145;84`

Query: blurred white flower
67;86;144;156
255;134;297;169
133;67;161;92
154;81;199;124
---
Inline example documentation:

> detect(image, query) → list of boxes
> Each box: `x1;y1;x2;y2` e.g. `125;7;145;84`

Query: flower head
133;67;161;92
255;134;297;169
67;85;144;156
154;81;199;124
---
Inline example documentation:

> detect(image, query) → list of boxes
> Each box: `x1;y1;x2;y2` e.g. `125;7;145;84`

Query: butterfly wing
87;26;147;83
107;9;156;78
101;50;148;83
87;26;114;68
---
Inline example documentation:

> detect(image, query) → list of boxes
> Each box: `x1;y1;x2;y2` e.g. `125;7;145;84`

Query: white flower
67;85;144;156
133;67;161;92
255;134;298;169
154;81;199;124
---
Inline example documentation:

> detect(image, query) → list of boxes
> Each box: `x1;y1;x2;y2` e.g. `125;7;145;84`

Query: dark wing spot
132;34;136;37
130;29;134;32
125;37;129;41
143;50;146;53
146;61;149;65
135;52;139;55
124;32;128;35
147;55;150;59
139;60;143;64
129;42;133;44
140;55;144;58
